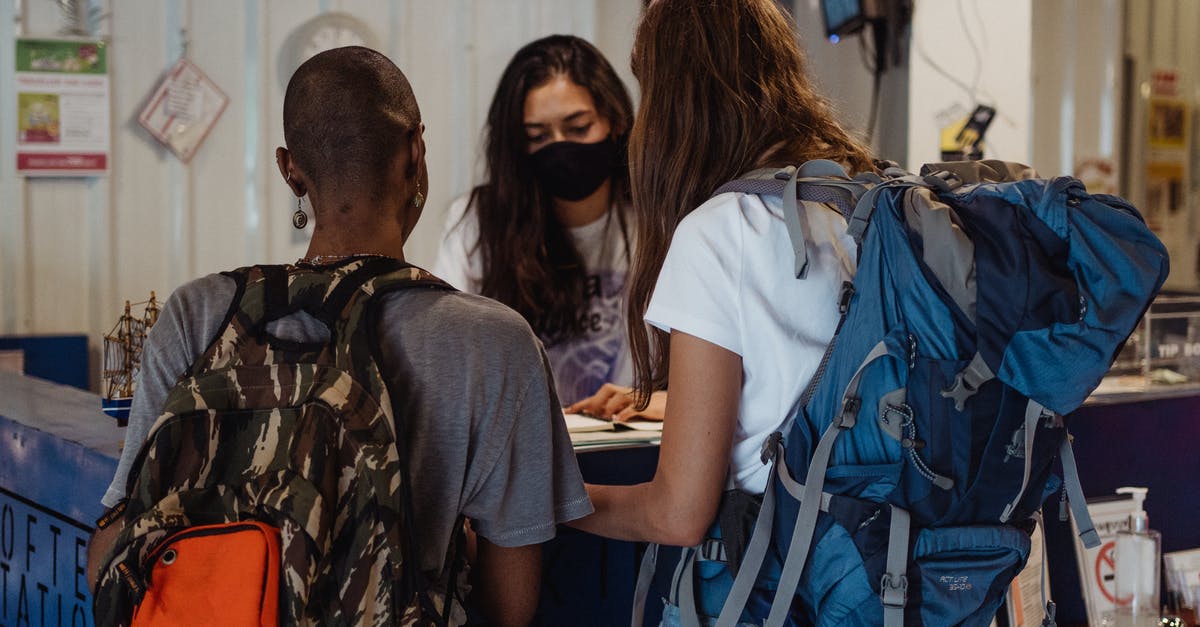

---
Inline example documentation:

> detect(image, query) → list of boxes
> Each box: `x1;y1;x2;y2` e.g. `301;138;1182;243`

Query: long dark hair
470;34;634;345
626;0;875;404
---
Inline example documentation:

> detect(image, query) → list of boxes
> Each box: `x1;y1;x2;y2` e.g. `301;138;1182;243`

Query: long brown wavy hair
470;35;633;345
626;0;875;405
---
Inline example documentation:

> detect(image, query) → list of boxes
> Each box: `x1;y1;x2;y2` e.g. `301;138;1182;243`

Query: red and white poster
137;58;228;163
1071;495;1138;625
14;38;110;176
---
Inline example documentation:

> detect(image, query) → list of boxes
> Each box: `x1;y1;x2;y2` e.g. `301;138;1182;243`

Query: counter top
0;371;120;526
0;370;122;458
1084;375;1200;406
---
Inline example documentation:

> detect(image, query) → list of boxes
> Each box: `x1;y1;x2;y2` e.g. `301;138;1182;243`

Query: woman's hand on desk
566;384;666;422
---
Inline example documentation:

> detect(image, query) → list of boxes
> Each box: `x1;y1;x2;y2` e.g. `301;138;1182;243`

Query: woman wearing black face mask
434;35;651;410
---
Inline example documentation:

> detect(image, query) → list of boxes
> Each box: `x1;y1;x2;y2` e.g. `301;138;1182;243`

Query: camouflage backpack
94;257;458;626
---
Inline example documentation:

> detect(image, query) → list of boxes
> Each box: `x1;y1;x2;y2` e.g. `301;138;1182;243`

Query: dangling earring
292;196;308;229
412;179;424;209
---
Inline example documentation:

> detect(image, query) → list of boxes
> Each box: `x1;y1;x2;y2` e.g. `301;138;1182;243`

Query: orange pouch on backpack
131;521;280;627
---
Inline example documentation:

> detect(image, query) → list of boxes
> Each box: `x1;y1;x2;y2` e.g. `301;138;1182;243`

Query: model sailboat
101;293;159;423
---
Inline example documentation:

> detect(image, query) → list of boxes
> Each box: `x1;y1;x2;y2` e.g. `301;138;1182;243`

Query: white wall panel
7;0;1090;389
907;0;1033;168
0;0;29;335
188;0;251;280
0;0;632;390
1031;0;1123;179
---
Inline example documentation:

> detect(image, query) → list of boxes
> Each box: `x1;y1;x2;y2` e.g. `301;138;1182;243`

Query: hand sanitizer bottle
1111;487;1161;627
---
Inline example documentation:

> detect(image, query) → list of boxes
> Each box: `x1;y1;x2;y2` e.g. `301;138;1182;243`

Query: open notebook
564;412;662;448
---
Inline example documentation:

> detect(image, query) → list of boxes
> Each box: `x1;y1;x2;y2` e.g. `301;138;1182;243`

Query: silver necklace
296;252;393;266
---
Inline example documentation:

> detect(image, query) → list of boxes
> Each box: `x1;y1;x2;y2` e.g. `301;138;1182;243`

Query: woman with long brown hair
433;35;639;406
568;1;874;623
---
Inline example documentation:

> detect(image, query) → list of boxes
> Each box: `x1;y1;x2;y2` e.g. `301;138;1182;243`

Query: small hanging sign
137;57;228;163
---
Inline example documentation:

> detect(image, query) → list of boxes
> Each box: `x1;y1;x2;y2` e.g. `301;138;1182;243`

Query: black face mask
528;138;618;201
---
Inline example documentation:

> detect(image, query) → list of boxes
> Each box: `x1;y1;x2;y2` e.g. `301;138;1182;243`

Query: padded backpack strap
315;257;419;325
261;264;290;321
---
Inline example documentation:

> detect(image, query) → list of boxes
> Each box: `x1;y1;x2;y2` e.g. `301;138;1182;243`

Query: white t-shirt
433;195;634;404
644;192;856;494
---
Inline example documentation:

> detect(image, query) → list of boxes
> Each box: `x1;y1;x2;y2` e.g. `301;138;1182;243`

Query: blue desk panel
0;372;120;627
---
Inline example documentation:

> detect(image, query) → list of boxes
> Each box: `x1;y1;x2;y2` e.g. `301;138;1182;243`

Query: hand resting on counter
566;384;666;422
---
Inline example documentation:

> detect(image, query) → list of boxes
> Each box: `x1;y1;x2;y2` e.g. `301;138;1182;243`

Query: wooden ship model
101;293;159;423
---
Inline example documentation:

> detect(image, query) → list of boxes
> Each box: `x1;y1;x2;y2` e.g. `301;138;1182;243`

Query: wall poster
13;38;110;177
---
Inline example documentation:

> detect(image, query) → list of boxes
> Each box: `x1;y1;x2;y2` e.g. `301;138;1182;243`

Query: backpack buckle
939;353;995;412
760;431;784;465
880;573;908;608
839;396;861;428
838;281;856;314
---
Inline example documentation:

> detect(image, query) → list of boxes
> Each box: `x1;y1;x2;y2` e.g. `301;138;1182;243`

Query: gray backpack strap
882;506;912;627
1000;399;1049;523
676;548;703;627
715;166;812;278
1000;399;1052;524
782;166;813;278
714;438;783;627
1059;433;1101;548
764;340;892;627
630;543;658;627
715;436;842;627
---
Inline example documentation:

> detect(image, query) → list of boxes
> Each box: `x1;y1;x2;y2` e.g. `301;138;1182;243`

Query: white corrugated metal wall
14;1;1149;388
1;0;899;391
0;0;643;386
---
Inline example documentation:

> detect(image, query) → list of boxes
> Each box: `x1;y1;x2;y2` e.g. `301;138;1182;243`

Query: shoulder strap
190;259;451;375
713;161;874;279
313;256;449;327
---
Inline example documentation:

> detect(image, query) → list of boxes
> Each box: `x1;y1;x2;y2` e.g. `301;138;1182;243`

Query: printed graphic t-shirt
433;195;633;404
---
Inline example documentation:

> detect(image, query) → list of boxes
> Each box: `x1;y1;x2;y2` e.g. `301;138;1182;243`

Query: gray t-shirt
102;272;593;577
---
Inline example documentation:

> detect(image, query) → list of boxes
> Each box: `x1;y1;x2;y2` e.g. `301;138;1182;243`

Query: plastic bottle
1110;487;1161;627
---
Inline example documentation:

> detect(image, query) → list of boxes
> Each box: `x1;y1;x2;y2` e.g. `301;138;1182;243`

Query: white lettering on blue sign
0;492;91;627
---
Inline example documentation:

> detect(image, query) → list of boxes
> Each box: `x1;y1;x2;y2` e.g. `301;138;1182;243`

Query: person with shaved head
88;46;590;627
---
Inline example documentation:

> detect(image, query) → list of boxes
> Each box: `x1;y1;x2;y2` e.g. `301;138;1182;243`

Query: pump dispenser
1109;487;1161;627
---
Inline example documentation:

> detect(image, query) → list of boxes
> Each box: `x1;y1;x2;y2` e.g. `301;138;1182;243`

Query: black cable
865;18;888;145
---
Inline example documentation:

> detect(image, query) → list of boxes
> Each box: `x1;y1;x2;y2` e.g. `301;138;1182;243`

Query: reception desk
0;372;119;627
0;371;659;627
2;369;1196;626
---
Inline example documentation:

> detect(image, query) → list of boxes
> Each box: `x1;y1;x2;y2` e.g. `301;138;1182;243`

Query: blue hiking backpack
679;160;1170;627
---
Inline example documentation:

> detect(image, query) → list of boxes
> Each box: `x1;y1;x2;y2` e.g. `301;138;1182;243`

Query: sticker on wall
13;38;110;176
137;58;228;163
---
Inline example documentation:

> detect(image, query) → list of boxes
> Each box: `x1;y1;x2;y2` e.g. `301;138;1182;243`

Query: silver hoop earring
292;196;308;229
